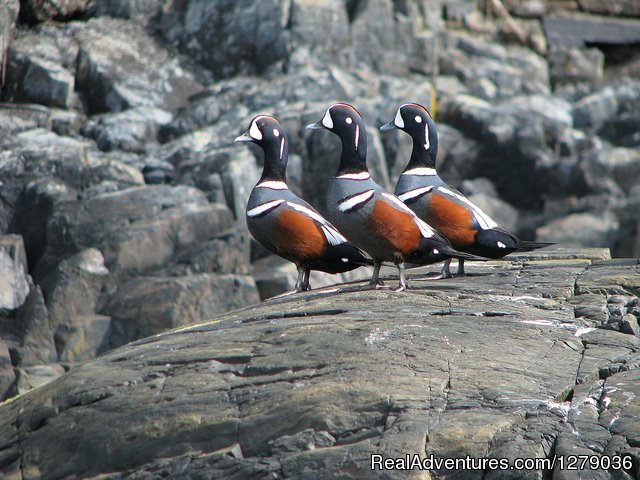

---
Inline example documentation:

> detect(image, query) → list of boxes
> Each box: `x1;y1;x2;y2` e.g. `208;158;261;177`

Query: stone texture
0;250;638;479
157;0;289;78
536;213;621;249
0;235;30;311
19;0;94;23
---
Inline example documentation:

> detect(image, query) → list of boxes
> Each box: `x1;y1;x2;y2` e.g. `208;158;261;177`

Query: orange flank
273;209;326;260
426;193;476;248
369;199;421;255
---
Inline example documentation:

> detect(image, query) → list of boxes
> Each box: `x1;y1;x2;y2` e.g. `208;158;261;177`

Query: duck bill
379;121;397;131
234;131;254;143
305;121;325;130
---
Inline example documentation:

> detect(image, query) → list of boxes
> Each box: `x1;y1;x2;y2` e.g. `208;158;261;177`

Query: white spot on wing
257;180;288;190
438;187;498;230
247;199;284;217
397;185;433;202
322;108;333;129
338;189;375;213
497;241;506;248
394;108;404;128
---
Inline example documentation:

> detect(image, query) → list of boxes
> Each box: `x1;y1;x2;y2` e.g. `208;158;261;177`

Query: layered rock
0;249;638;479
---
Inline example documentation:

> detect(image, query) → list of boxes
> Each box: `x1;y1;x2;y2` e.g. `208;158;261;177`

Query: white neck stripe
404;167;437;176
336;171;370;180
257;180;288;190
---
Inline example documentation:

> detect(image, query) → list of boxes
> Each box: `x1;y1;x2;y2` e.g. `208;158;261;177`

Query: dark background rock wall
0;0;639;401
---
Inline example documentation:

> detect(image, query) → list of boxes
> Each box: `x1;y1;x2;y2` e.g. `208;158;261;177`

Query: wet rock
105;273;260;347
0;235;29;311
1;251;638;479
536;212;620;248
39;248;110;363
73;16;203;114
157;0;289;78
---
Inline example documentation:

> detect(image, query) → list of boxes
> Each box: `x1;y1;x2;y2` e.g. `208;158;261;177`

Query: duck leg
455;259;466;277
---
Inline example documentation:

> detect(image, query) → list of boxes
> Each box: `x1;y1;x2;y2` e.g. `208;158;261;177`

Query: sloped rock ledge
0;248;639;480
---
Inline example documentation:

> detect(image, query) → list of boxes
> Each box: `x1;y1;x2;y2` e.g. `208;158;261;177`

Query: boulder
577;0;640;17
11;282;57;367
104;273;260;347
156;0;289;78
0;0;18;72
536;212;621;248
0;235;30;311
93;0;164;19
0;340;15;400
1;250;638;479
18;0;94;23
2;28;79;108
39;248;110;363
548;46;604;88
73;16;203;114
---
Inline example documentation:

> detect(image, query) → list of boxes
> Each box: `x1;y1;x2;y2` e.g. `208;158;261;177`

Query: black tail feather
515;241;555;252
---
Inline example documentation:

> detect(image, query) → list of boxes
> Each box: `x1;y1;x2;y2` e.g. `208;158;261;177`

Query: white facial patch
247;199;284;217
394;108;405;129
322;108;334;129
424;123;430;150
257;180;288;190
249;119;263;140
336;171;371;180
273;128;280;137
279;137;285;159
415;115;422;123
354;124;360;149
338;189;375;213
346;117;353;124
397;185;434;203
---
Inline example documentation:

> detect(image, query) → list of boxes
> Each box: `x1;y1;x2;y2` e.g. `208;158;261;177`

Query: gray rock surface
0;249;638;479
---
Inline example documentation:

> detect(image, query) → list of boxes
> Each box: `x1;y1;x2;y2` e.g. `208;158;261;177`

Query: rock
11;283;58;367
157;0;289;78
40;185;233;281
548;47;604;88
0;235;30;311
81;107;172;153
93;0;164;19
174;227;251;276
39;248;110;363
543;14;640;49
578;0;640;17
467;192;519;232
2;28;79;108
620;313;639;336
0;0;18;73
572;85;620;131
1;251;639;479
19;0;94;23
0;340;16;400
503;0;548;18
73;16;204;114
536;212;620;248
104;273;260;347
14;363;65;395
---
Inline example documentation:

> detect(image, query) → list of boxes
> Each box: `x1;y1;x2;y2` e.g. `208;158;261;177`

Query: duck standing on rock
306;103;482;291
381;103;553;278
235;115;373;293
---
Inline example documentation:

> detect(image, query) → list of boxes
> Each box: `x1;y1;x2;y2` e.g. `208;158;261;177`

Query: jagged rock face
0;250;639;479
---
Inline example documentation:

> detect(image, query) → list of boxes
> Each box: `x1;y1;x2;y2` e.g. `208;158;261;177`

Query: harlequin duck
306;103;482;291
381;102;553;277
236;114;373;293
